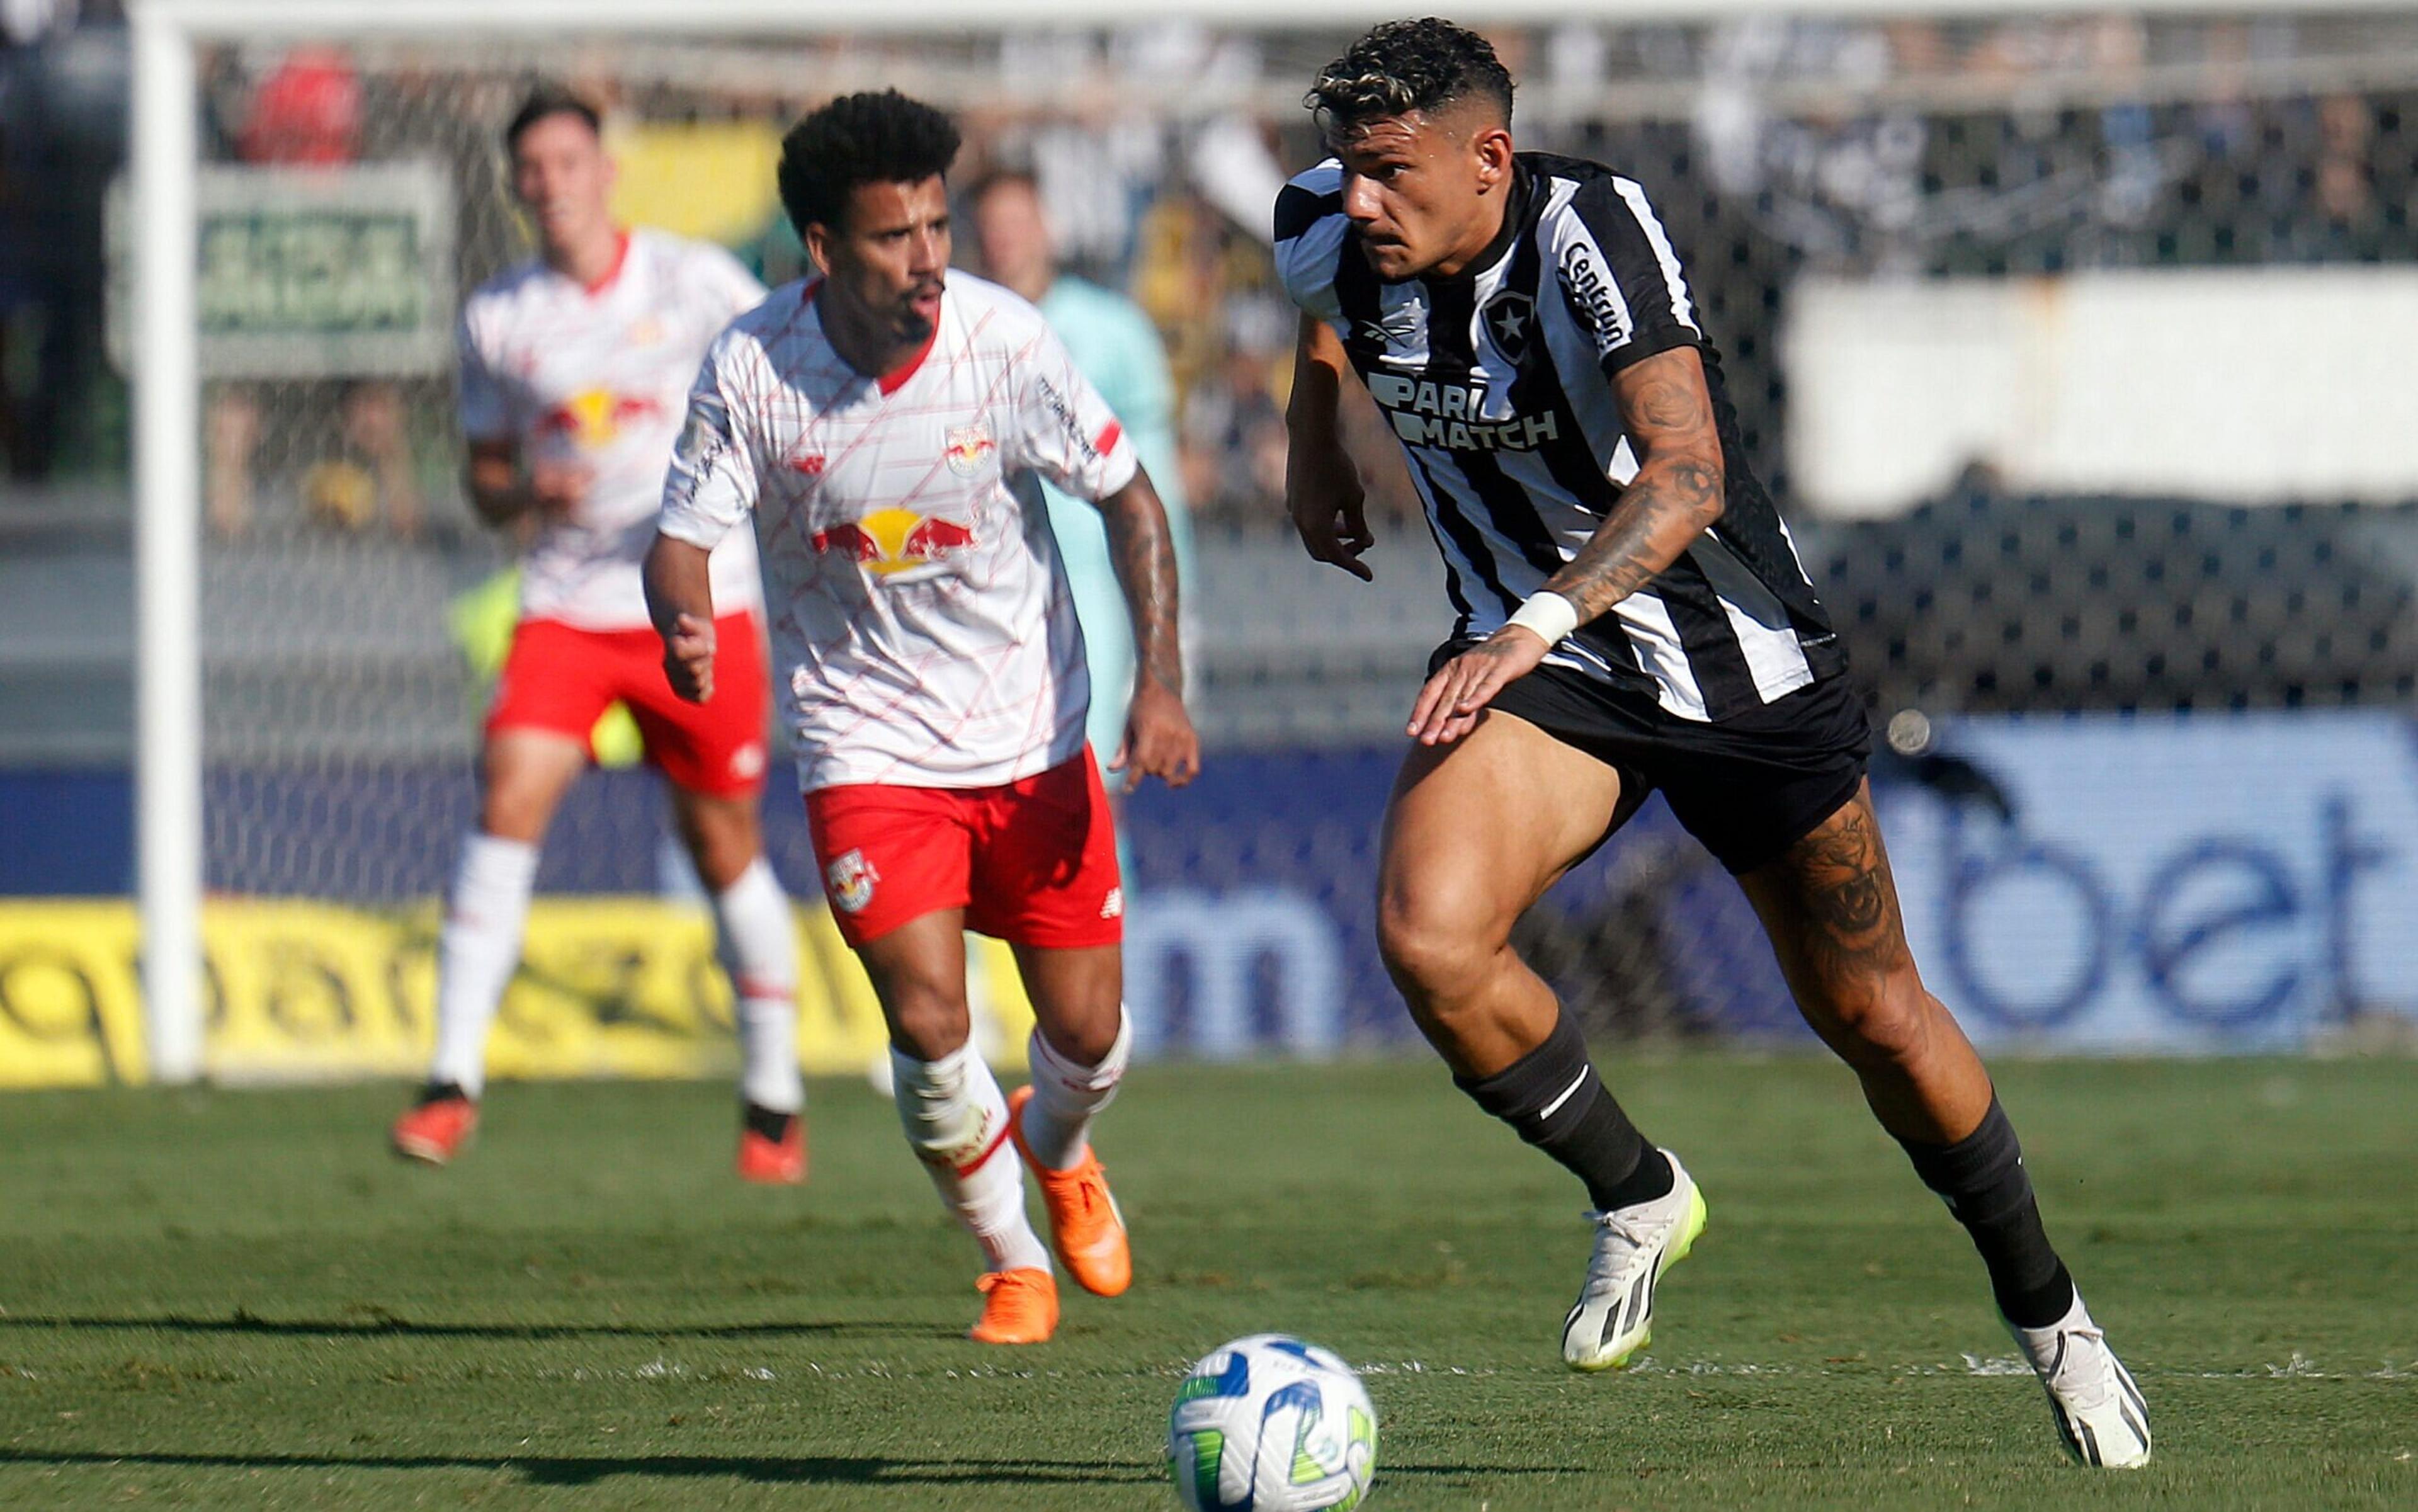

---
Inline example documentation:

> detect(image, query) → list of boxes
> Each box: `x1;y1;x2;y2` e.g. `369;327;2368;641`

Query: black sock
1899;1098;2075;1328
1455;1010;1671;1212
742;1103;795;1140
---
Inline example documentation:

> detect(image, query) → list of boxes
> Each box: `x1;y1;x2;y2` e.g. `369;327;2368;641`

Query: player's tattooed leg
1746;783;2084;1338
1740;782;1991;1144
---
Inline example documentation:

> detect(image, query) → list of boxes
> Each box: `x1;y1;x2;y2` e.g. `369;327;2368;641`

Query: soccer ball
1167;1334;1377;1511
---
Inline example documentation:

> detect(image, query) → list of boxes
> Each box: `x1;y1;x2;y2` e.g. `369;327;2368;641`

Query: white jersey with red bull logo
656;272;1140;793
458;229;769;629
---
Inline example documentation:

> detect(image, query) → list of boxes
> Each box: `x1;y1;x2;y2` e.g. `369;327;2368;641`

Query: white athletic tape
1506;590;1581;647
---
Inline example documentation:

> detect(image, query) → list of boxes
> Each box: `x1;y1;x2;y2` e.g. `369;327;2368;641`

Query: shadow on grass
0;1312;946;1341
0;1450;1584;1487
0;1448;1158;1487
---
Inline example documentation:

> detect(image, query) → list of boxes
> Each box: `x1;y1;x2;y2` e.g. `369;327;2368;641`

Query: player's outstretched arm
1098;467;1201;789
642;533;719;705
1284;314;1375;581
1408;345;1725;746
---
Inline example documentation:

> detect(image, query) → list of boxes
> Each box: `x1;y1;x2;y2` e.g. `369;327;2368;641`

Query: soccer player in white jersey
1278;22;2147;1466
390;89;809;1185
645;92;1198;1345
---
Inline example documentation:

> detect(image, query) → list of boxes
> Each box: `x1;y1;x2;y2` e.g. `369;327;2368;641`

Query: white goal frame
125;0;2388;1082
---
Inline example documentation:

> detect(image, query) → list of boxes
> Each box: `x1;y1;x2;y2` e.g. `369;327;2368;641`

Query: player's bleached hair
1307;18;1514;137
778;90;962;236
502;85;601;153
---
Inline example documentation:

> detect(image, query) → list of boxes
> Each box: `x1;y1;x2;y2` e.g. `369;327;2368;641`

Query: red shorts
485;612;769;797
805;749;1124;949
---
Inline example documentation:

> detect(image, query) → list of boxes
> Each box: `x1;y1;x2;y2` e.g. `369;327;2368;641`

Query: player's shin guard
1899;1096;2075;1328
713;857;803;1115
426;833;539;1098
891;1044;1050;1275
1018;1008;1131;1170
1456;1008;1672;1212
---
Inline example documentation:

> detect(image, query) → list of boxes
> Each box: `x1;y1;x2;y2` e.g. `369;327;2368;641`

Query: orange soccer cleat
735;1105;807;1185
968;1267;1059;1345
390;1085;478;1165
1007;1085;1132;1298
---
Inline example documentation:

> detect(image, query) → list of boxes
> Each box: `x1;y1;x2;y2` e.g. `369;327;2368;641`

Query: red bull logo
944;423;996;478
811;506;979;577
537;389;663;448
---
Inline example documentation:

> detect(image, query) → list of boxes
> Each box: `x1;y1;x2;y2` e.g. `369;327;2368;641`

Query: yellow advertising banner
0;899;1035;1089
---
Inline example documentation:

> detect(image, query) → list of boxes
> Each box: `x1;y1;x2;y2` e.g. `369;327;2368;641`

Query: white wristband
1506;591;1581;647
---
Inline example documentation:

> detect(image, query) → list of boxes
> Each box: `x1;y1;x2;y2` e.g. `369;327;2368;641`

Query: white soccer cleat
2009;1293;2152;1468
1562;1149;1706;1371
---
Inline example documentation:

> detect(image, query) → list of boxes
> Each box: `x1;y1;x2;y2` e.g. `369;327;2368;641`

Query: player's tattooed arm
1101;469;1183;698
1538;346;1726;620
1408;346;1725;745
1099;468;1201;787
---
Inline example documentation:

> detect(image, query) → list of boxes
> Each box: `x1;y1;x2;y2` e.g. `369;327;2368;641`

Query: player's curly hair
778;90;962;236
1307;18;1514;137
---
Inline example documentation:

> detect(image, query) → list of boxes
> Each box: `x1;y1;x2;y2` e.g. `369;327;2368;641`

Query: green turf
1;1057;2412;1509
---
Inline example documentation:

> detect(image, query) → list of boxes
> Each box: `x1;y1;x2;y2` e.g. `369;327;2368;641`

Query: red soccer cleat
390;1085;477;1165
736;1105;807;1185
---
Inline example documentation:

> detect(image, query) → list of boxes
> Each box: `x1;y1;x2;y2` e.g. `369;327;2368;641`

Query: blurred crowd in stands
0;0;123;483
1;11;2411;531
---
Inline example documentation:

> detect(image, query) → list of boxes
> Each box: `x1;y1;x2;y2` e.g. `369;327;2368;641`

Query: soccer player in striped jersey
1276;20;2147;1467
389;88;807;1184
644;92;1198;1345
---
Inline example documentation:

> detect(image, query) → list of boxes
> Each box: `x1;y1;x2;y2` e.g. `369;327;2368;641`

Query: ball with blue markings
1168;1334;1377;1511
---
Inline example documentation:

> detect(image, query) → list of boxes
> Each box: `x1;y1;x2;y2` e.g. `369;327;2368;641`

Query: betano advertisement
1;713;2412;1085
0;900;1033;1089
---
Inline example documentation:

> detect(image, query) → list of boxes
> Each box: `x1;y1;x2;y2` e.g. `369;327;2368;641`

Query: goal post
130;4;202;1084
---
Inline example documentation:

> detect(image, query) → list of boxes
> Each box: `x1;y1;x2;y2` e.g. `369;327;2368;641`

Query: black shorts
1441;646;1871;875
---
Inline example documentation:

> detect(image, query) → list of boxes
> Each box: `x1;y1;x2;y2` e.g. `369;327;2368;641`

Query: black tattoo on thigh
1783;796;1912;982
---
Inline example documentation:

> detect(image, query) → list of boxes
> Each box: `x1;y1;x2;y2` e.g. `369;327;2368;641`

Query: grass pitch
1;1057;2412;1509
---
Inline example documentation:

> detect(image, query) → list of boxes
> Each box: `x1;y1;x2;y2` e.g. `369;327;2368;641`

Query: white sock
892;1043;1050;1275
1019;1009;1132;1170
426;833;539;1098
713;857;803;1115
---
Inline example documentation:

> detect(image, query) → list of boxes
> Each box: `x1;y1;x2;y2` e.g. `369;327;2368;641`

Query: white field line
518;1353;2417;1384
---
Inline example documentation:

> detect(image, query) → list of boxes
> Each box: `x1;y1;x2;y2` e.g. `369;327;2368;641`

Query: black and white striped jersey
1275;152;1846;724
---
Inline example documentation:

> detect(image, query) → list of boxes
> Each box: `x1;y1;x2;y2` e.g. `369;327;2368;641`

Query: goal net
113;1;2418;1083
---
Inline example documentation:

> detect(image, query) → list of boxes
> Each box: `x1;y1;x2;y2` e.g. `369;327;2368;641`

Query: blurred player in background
645;91;1198;1344
967;171;1196;792
390;88;809;1185
1279;21;2147;1465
